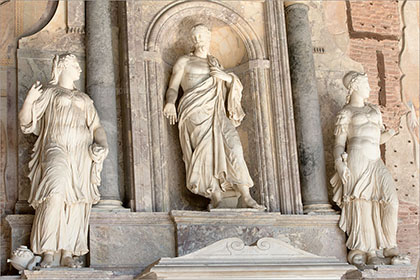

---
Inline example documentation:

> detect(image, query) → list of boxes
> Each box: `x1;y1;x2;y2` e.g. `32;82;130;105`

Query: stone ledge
90;212;172;225
20;268;134;279
171;210;340;225
343;265;417;280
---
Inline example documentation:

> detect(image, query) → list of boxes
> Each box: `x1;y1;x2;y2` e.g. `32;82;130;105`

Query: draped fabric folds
21;86;103;255
331;105;398;253
177;62;253;198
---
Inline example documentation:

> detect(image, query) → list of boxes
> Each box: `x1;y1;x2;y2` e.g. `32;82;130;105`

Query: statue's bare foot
243;196;266;210
210;191;222;208
383;247;399;258
347;250;366;265
40;253;54;268
61;255;80;268
366;255;384;265
391;255;410;265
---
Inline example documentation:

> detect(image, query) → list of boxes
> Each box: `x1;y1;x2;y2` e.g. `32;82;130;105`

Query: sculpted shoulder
365;102;381;114
173;55;191;70
338;105;353;118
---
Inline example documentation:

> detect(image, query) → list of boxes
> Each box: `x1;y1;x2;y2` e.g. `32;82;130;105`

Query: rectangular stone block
89;212;176;273
171;210;347;262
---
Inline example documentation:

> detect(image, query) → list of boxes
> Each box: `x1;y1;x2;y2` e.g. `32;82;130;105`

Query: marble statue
330;71;409;265
19;54;108;268
163;24;264;210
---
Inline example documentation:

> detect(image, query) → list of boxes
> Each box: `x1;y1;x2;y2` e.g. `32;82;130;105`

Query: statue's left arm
380;129;396;144
87;100;108;162
371;104;396;144
225;73;245;127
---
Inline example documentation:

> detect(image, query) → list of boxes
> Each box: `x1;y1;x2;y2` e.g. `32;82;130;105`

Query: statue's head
343;71;370;103
190;24;211;53
49;53;81;85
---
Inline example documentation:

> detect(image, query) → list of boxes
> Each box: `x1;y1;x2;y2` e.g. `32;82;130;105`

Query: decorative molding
138;237;353;280
170;210;340;226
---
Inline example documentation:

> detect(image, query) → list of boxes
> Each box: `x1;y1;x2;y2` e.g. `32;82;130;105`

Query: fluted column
86;0;124;210
285;2;333;214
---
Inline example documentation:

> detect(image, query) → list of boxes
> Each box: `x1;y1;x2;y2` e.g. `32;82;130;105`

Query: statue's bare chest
350;107;380;127
184;58;210;75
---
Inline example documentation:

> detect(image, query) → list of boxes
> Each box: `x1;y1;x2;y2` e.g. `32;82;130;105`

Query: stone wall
0;0;419;275
0;1;50;274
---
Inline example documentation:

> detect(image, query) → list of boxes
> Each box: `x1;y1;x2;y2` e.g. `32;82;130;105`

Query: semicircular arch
145;1;265;60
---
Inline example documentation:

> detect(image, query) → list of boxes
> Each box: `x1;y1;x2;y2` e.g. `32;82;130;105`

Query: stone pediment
168;237;340;264
137;237;354;280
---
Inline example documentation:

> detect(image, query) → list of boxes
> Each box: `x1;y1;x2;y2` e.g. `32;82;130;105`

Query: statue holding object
19;54;108;268
330;71;409;265
163;25;264;210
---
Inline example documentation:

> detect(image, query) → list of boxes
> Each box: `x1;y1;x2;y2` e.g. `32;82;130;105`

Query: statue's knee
47;194;65;206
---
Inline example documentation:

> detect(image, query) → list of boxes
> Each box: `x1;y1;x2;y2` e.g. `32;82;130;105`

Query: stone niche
126;0;302;214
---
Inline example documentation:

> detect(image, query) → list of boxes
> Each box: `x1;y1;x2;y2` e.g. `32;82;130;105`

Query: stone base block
171;210;347;261
7;211;348;276
21;268;134;279
5;215;33;257
88;212;176;273
342;265;417;280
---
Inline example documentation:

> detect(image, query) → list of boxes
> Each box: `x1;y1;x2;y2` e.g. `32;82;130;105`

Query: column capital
284;1;309;10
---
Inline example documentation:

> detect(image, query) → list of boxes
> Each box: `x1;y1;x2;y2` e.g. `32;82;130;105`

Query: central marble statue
163;25;264;210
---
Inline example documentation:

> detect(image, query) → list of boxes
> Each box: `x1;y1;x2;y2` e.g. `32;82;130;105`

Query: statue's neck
194;48;208;59
58;77;75;90
349;96;365;108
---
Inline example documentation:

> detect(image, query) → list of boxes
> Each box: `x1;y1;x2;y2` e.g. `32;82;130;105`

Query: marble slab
171;210;347;262
88;212;176;274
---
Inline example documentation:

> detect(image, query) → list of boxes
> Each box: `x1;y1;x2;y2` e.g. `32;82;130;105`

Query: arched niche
126;0;302;213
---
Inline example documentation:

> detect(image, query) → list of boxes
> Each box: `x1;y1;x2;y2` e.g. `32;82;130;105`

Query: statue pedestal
342;265;417;279
21;268;123;279
7;212;348;274
170;210;347;259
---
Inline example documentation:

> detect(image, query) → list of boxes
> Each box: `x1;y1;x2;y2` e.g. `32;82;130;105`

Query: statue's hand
335;161;350;185
89;143;108;163
164;103;177;125
27;81;43;103
210;67;233;83
388;128;396;137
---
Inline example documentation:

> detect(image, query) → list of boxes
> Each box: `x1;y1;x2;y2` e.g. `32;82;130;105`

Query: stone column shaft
285;3;333;213
86;0;123;210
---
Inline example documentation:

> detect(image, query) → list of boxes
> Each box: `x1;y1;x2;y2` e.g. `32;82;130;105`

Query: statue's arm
18;82;43;129
166;57;187;103
164;56;187;125
333;133;347;163
380;129;395;144
333;110;351;184
93;126;108;150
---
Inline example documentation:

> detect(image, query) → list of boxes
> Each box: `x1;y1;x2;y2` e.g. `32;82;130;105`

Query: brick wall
347;0;406;130
346;0;419;263
398;201;419;261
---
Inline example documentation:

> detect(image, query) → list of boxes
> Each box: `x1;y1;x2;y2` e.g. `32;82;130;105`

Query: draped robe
21;85;104;255
330;104;398;252
177;61;253;198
